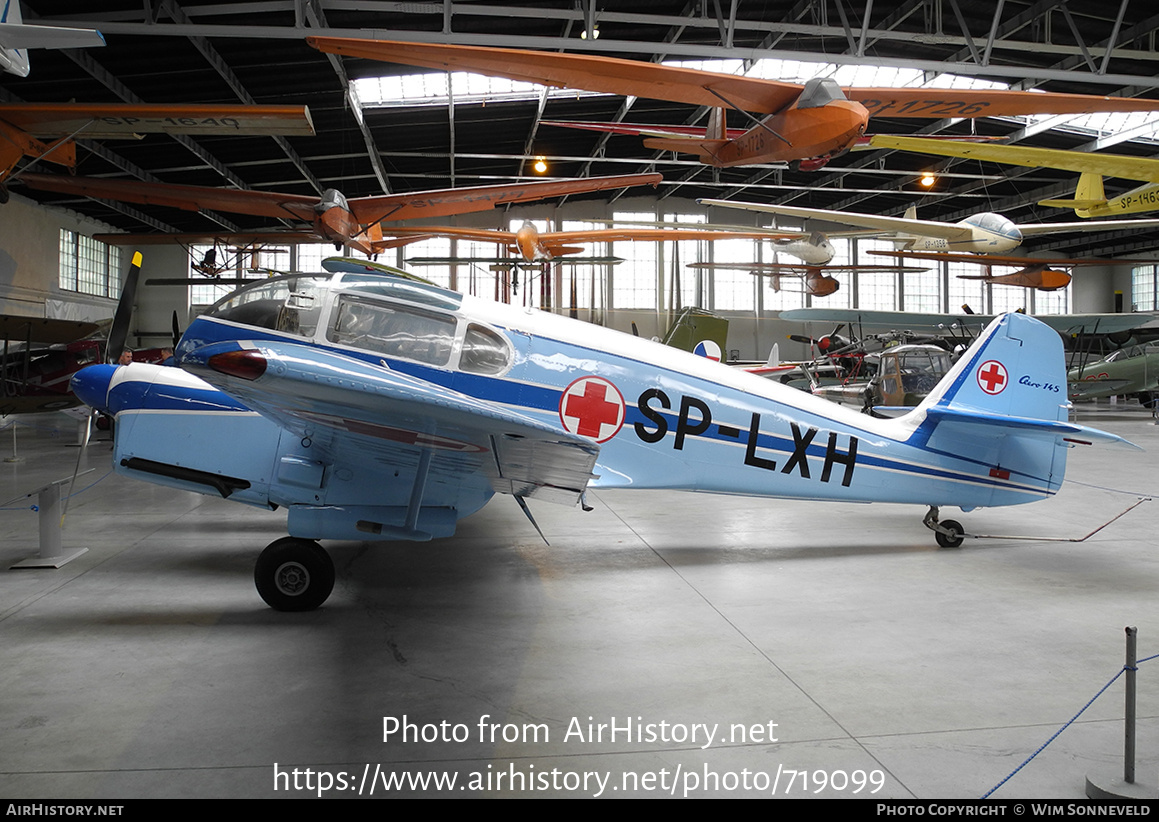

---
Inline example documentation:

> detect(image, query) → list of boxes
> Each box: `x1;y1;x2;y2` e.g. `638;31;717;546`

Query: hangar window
58;230;122;298
328;295;456;366
1133;265;1157;311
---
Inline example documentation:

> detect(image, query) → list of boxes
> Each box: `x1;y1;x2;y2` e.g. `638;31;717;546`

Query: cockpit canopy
202;271;512;376
962;212;1020;240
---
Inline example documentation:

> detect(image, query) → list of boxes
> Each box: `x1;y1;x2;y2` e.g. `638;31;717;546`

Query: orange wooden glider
308;37;1159;170
20;171;663;255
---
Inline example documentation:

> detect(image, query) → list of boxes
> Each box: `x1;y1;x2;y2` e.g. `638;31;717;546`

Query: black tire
935;520;964;548
254;537;335;611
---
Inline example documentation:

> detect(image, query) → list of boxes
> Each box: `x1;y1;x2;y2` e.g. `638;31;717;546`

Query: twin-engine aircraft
18;172;661;256
308;36;1159;172
71;259;1133;611
871;135;1159;219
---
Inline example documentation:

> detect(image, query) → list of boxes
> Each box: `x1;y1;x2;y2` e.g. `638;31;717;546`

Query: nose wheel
254;537;335;611
923;506;965;548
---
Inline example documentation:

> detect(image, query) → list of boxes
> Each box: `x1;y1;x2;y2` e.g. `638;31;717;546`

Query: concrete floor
1;404;1158;800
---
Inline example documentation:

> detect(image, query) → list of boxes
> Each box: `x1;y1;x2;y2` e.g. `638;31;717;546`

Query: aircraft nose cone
70;364;118;414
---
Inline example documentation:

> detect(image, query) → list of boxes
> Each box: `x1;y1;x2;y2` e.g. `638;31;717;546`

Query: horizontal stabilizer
923;405;1137;448
1038;198;1107;209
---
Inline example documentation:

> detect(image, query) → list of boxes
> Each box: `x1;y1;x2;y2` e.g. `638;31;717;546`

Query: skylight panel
354;72;607;108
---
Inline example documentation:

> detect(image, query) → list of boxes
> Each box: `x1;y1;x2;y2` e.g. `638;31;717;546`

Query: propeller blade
171;311;181;348
106;252;142;363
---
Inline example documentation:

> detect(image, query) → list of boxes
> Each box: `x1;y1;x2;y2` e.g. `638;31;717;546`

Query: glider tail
902;312;1133;505
1038;172;1108;217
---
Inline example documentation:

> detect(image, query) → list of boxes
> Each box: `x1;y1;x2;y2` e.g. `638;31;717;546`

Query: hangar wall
0;194;1141;363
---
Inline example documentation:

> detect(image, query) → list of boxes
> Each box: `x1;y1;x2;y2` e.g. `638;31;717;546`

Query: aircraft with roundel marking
70;257;1137;611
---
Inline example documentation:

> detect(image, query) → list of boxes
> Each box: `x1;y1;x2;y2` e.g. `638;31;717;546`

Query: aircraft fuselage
902;212;1023;254
71;269;1077;553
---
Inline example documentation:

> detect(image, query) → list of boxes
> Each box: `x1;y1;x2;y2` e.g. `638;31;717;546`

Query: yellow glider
870;135;1159;218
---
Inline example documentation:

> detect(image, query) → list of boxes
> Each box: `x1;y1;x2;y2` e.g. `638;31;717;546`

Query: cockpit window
328;295;456;366
459;323;511;375
207;275;329;334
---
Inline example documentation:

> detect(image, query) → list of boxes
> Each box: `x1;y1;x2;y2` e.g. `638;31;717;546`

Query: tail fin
902;313;1134;504
1038;172;1107;217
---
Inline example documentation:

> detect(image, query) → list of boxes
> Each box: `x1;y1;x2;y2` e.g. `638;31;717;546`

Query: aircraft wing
848;89;1159;118
698;198;973;240
94;231;324;246
544;227;796;243
0;315;99;344
308;37;805;113
184;340;600;505
870;135;1159;183
779;306;1155;336
866;249;1155;267
348;173;661;224
688;262;928;273
1069;378;1135;400
0;103;315;138
1016;218;1159;235
19;173;321;222
308;38;1159;120
380;227;518;245
541;121;749;140
0;23;104;50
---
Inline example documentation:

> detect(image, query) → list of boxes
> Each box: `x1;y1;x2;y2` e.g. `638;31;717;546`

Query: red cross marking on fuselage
560;377;625;442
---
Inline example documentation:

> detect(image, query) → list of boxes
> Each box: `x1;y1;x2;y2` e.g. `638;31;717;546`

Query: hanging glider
309;36;1159;171
17;172;663;256
870;135;1159;218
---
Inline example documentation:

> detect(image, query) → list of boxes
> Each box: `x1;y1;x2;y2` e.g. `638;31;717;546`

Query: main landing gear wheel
254;537;335;611
934;520;964;548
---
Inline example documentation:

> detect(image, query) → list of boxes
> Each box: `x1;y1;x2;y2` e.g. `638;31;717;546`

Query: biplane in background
0;253;164;414
18;172;662;255
0;104;315;201
309;37;1159;172
870;135;1159;219
70;261;1134;611
0;315;101;414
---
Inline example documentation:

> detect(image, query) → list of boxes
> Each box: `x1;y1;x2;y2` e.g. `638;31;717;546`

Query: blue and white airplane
71;259;1133;611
